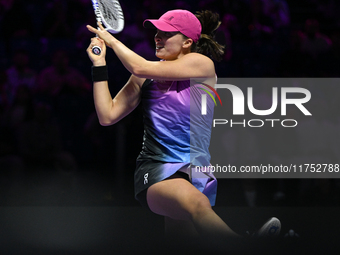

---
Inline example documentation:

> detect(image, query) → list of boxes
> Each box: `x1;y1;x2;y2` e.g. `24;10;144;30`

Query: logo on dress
144;173;149;184
195;82;222;115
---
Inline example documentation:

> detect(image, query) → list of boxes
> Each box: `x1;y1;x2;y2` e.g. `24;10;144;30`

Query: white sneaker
256;217;281;237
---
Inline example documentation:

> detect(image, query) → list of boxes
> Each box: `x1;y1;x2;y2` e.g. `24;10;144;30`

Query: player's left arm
87;23;215;81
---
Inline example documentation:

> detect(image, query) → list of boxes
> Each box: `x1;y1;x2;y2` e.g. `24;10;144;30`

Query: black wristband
92;65;108;82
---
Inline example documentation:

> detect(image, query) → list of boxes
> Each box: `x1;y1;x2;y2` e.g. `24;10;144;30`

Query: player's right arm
87;37;144;126
94;74;144;126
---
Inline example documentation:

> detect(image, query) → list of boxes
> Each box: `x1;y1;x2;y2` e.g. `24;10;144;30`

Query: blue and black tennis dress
134;78;217;207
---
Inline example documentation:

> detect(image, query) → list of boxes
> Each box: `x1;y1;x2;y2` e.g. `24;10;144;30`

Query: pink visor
143;10;202;43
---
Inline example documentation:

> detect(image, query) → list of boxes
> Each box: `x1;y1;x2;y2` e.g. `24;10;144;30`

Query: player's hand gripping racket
91;0;124;55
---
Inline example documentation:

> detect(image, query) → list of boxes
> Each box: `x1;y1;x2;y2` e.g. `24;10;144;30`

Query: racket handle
92;26;102;55
92;46;102;55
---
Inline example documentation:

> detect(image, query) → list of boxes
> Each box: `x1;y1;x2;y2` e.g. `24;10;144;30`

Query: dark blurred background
0;0;340;209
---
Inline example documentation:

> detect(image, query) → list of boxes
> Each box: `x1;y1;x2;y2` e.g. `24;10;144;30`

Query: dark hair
190;10;225;61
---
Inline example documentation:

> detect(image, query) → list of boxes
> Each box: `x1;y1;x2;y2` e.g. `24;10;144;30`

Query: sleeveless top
134;78;217;205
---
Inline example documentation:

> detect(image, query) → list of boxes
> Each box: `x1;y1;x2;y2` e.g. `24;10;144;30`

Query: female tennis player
86;9;280;245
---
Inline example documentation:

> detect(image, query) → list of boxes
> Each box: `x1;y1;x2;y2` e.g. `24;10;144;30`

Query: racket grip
92;46;102;55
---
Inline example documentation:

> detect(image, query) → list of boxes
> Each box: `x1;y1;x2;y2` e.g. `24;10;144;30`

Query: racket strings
98;0;124;28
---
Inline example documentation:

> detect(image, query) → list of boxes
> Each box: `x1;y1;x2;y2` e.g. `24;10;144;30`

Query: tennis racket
91;0;125;55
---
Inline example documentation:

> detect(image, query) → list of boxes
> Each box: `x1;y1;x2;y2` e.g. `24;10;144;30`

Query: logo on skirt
144;173;149;184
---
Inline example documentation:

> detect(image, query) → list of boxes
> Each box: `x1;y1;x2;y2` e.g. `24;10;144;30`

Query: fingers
97;22;105;31
87;22;105;34
97;37;105;43
87;38;105;53
90;37;104;44
87;22;115;50
87;23;108;42
89;38;105;50
86;25;98;34
87;37;107;65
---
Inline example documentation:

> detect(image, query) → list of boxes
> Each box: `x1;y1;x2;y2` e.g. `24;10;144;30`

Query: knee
188;195;212;221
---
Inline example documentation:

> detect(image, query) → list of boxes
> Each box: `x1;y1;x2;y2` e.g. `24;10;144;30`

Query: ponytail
192;10;225;61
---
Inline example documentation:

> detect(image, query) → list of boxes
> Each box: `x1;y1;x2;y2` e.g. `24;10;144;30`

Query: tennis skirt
134;160;217;209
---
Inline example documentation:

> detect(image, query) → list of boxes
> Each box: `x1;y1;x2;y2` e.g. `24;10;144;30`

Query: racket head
91;0;124;34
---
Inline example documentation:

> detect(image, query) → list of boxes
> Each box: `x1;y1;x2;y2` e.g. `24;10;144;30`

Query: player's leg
146;173;240;239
